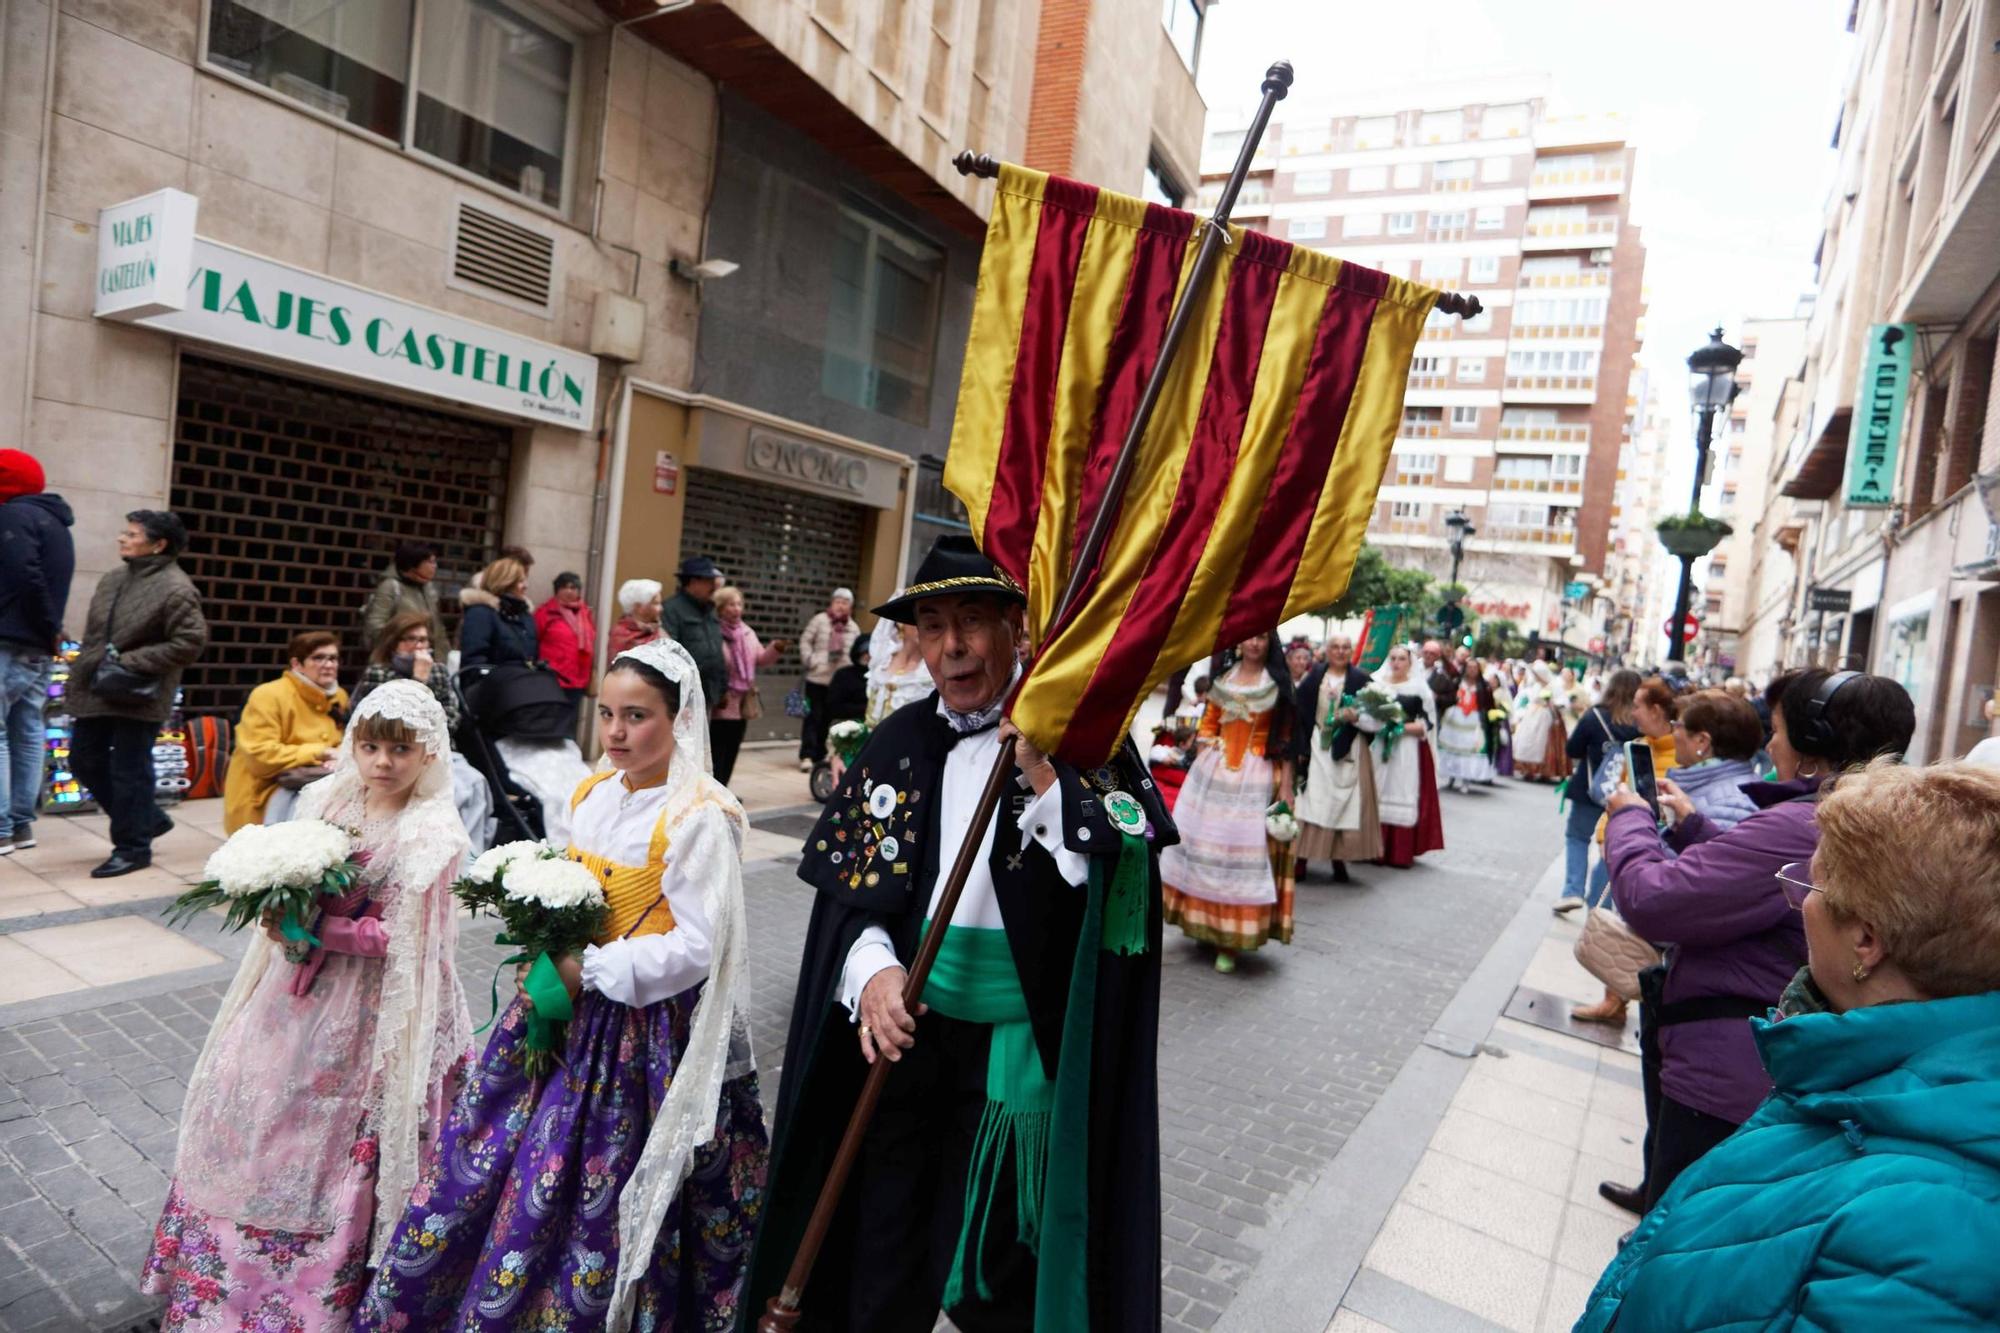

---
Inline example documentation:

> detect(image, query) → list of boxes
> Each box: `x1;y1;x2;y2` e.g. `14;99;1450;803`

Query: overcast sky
1195;0;1851;422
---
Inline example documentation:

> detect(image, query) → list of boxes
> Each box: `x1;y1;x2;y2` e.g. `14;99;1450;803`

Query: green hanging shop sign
1843;322;1915;509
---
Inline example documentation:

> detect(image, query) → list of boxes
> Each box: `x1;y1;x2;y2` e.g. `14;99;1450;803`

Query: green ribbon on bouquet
1374;720;1406;763
278;903;320;949
472;937;575;1078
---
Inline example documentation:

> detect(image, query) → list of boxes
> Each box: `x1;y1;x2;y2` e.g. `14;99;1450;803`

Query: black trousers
71;716;163;859
846;1012;1036;1333
1645;1093;1738;1210
1635;965;1667;1198
800;681;832;762
710;717;747;785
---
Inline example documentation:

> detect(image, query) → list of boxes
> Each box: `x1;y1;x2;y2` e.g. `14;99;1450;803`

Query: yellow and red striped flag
945;163;1438;767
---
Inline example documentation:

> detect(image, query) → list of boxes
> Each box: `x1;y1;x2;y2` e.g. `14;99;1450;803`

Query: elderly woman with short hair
608;577;663;656
1577;758;2000;1332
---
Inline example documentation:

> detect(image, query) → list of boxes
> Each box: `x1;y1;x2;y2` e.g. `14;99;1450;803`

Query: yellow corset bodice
567;771;677;946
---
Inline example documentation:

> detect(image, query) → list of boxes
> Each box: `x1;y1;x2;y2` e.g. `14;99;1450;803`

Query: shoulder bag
89;576;163;705
1573;905;1661;1002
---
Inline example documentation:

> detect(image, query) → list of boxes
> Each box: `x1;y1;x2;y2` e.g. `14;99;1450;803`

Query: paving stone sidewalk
0;778;1557;1332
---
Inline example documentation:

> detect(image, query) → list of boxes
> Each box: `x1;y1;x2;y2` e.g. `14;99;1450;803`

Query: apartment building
0;0;1205;730
1746;0;2000;761
1199;74;1647;650
1602;370;1676;662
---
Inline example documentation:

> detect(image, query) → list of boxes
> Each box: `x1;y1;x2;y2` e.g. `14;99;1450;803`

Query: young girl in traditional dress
142;681;473;1331
1372;645;1446;867
358;640;767;1332
1436;661;1497;793
1160;632;1296;974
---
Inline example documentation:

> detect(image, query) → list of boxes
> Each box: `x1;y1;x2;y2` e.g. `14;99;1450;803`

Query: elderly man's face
913;594;1021;713
1325;636;1353;670
1421;640;1442;667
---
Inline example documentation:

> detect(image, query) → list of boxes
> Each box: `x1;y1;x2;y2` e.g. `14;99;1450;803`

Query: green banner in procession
1356;605;1411;672
1843;322;1916;508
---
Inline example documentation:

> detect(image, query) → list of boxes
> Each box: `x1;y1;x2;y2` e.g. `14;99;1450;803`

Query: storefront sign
1807;586;1853;613
652;451;680;495
746;428;870;494
1563;580;1590;601
94;196;596;429
1842;322;1915;508
1470;599;1532;620
94;189;199;320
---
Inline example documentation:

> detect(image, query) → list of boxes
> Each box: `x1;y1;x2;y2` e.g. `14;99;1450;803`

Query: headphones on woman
1800;670;1860;754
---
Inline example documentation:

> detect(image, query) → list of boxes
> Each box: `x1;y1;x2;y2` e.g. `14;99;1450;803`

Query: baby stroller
454;662;591;845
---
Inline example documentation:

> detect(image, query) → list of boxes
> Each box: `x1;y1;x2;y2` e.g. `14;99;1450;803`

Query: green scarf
926;923;1055;1309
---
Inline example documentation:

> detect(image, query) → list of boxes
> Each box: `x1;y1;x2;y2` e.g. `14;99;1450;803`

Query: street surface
0;751;1559;1332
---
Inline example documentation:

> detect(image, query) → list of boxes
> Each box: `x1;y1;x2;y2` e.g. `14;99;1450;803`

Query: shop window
824;201;945;425
206;0;578;211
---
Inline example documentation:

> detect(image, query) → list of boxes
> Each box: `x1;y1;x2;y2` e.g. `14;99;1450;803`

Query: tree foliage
1315;544;1436;620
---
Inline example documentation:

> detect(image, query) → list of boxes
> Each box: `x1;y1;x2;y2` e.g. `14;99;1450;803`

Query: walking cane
758;60;1480;1330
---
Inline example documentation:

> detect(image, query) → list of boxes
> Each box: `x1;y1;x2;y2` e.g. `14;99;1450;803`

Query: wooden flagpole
759;60;1478;1330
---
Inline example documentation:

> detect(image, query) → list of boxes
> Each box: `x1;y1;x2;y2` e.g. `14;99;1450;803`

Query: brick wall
1024;0;1092;174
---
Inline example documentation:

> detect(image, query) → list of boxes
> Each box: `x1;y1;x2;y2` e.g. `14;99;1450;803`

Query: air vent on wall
451;202;556;310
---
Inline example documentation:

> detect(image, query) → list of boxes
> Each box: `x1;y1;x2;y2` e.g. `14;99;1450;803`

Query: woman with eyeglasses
223;630;352;833
1576;758;2000;1333
1592;668;1914;1217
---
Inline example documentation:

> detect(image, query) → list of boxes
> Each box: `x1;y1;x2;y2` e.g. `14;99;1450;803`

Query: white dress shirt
570;775;739;1008
838;724;1092;1017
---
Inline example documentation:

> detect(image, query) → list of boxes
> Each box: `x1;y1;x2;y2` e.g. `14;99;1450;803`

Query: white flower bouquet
1265;802;1299;844
451;842;608;1078
1354;682;1408;727
828;719;872;765
164;820;363;962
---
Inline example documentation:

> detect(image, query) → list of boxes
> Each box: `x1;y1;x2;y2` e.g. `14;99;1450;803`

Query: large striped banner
945;163;1437;767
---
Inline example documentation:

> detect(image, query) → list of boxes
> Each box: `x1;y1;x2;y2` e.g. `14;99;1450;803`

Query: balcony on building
1528;150;1627;201
1522;206;1619;251
1496;410;1589;453
1886;2;2000;324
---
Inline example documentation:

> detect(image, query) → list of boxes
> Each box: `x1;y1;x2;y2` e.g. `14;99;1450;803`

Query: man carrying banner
747;535;1176;1332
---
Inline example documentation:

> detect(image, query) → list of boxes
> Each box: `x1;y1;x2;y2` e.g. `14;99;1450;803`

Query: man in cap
748;535;1175;1332
660;554;726;708
798;586;857;771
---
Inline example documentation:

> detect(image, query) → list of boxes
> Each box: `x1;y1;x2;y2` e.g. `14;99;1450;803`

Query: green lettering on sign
1842;322;1915;509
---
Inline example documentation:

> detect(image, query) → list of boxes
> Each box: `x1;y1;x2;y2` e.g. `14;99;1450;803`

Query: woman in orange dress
1160;632;1296;973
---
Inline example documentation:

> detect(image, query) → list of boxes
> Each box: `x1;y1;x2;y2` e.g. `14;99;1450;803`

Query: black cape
743;694;1177;1331
1295;661;1374;766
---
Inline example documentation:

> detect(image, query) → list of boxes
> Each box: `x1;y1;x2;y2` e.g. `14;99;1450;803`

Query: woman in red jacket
533;571;596;716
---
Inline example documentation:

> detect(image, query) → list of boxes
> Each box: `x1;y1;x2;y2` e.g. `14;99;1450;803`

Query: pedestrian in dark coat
0;450;74;851
659;555;726;709
67;510;208;877
458;556;539;668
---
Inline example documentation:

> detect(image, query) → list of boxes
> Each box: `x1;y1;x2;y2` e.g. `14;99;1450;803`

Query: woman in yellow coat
222;630;350;832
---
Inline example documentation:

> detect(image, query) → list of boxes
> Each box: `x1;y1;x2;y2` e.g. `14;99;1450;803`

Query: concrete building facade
0;0;1207;723
1735;0;2000;762
1199;74;1647;655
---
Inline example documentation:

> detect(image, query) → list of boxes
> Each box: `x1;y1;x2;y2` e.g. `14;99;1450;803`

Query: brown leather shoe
1572;995;1629;1025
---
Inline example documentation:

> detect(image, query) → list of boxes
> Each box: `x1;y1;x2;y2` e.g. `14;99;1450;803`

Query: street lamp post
1667;328;1743;664
1442;507;1474;641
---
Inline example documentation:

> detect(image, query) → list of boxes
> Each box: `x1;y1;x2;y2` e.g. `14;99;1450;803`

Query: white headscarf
179;680;472;1265
602;639;755;1332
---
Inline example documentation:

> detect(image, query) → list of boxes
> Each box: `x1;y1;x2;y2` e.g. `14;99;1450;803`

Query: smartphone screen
1624;739;1662;823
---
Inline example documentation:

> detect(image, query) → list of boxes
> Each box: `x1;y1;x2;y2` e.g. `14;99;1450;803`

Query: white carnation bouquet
828;719;871;765
451;841;608;1078
164;819;363;962
1265;801;1299;844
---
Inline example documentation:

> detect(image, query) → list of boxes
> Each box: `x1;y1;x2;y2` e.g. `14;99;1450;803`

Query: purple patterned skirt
355;986;767;1332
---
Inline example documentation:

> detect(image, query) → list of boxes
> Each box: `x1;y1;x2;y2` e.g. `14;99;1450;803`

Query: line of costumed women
1369;645;1445;867
1159;633;1297;963
142;681;474;1330
357;640;768;1332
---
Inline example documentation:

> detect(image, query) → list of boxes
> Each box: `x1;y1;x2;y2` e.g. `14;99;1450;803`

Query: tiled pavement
0;747;1563;1332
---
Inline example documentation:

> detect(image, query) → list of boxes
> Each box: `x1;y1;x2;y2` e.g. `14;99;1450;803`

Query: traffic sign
1663;614;1701;642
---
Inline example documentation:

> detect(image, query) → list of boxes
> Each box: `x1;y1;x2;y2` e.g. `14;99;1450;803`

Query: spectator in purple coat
1597;667;1915;1213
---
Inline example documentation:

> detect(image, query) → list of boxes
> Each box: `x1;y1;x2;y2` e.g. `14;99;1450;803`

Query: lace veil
179;680;473;1264
604;639;756;1331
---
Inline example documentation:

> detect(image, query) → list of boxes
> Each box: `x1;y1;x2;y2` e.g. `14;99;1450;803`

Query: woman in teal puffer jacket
1576;758;2000;1332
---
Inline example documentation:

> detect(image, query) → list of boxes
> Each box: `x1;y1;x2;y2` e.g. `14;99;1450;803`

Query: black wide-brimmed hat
677;554;723;581
872;535;1027;625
